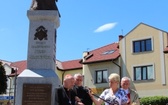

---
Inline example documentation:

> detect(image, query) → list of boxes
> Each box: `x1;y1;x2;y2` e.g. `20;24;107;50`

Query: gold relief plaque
22;84;52;105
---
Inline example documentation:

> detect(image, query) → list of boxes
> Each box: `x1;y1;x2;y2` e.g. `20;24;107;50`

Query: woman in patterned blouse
89;73;128;105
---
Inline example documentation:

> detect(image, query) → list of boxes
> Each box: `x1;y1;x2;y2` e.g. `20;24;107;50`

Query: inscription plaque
22;84;52;105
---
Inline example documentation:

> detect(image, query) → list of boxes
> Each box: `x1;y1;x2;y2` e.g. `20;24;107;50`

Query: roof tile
82;43;119;63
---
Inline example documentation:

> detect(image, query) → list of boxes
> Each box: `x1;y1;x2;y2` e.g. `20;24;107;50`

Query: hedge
140;96;168;105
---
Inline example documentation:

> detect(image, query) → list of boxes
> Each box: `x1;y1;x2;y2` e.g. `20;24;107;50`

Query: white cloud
94;22;117;33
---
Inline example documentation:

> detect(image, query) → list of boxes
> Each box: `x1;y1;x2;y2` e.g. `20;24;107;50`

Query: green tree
0;61;7;94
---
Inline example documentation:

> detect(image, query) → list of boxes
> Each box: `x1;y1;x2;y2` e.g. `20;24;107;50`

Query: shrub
140;96;168;105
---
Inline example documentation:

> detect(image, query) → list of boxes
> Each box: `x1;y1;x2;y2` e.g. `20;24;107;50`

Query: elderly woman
89;73;128;105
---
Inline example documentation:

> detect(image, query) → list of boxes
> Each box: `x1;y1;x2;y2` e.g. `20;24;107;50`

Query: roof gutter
112;60;121;87
62;71;66;84
82;59;114;64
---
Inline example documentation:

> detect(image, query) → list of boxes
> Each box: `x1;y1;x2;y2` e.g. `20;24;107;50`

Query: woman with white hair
89;73;128;105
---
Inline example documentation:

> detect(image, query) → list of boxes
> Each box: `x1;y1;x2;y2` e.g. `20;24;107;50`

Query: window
134;65;154;81
133;39;152;53
102;50;115;55
95;70;108;83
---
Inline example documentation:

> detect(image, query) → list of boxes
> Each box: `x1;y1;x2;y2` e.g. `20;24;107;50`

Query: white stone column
15;10;60;105
27;10;59;70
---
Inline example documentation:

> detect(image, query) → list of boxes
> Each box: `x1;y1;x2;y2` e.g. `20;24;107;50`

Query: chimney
119;35;124;41
83;51;89;58
82;51;89;62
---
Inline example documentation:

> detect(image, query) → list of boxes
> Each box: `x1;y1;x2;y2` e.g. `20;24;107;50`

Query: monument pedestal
15;10;60;105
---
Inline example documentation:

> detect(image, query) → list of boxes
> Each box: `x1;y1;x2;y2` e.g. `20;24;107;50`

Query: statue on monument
30;0;58;10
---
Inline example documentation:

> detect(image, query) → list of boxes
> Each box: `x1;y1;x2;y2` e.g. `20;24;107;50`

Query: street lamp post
7;76;11;104
13;68;17;105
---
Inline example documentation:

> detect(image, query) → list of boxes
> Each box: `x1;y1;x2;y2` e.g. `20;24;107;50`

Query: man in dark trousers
73;73;93;105
56;74;84;105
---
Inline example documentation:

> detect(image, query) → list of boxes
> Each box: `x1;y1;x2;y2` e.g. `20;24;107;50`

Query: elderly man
121;77;140;105
56;74;84;105
73;73;93;105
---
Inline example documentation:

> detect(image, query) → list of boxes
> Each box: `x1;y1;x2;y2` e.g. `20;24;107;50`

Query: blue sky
0;0;168;62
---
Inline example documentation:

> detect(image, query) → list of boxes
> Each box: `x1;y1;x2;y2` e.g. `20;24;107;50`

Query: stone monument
15;0;61;105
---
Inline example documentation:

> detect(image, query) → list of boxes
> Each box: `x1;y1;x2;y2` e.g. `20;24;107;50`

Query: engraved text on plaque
22;84;52;105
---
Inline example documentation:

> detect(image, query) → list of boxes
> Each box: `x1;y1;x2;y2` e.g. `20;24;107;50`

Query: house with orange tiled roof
80;42;121;94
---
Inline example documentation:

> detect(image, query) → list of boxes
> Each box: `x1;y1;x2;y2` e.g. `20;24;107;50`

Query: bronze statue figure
30;0;58;10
